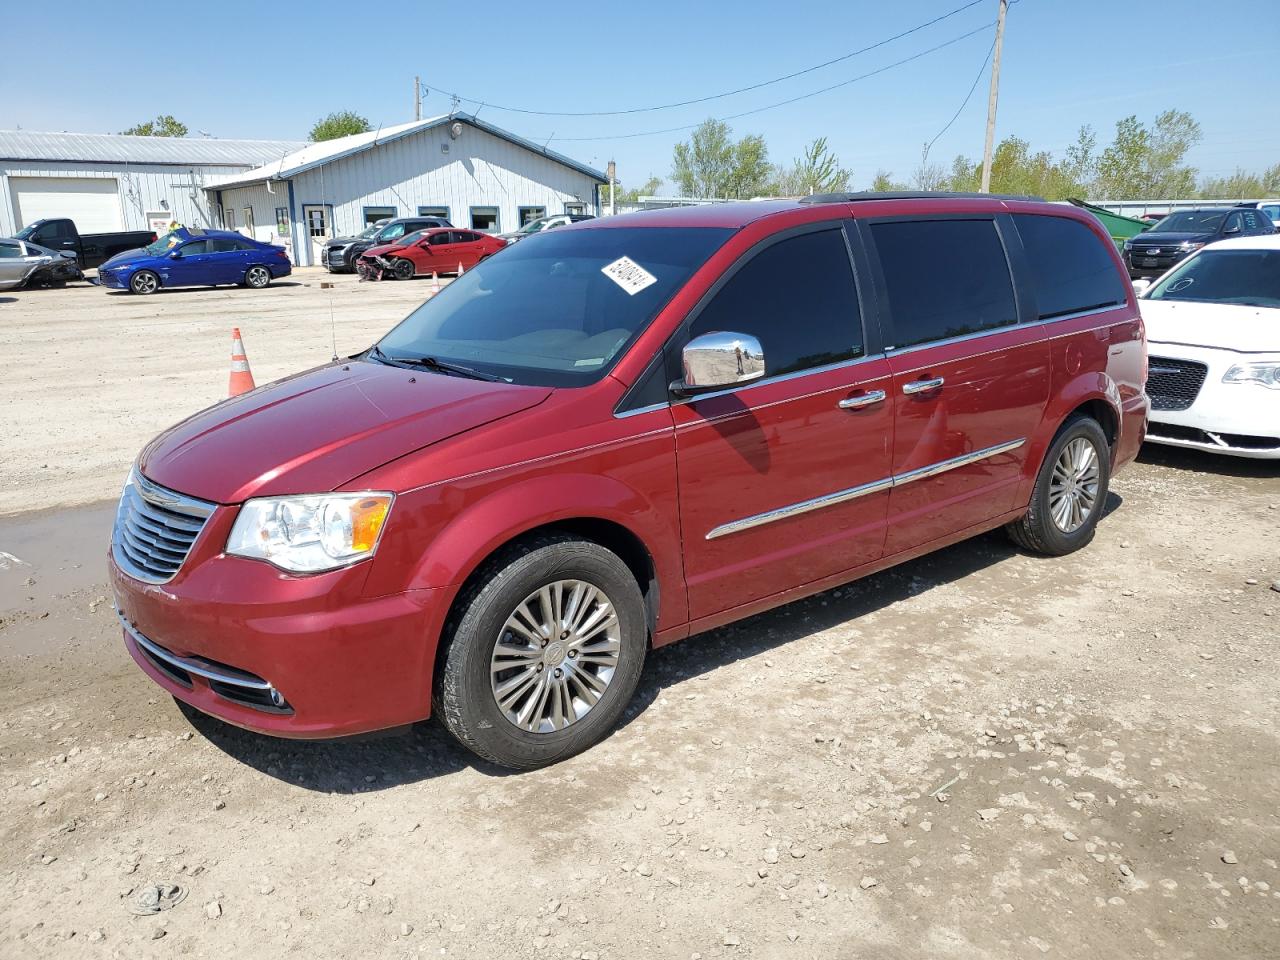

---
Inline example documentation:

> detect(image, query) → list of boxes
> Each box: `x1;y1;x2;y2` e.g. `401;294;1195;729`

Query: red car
357;227;506;280
111;194;1148;769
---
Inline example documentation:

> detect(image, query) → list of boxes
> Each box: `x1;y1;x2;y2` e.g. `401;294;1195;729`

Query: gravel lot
1;275;1278;959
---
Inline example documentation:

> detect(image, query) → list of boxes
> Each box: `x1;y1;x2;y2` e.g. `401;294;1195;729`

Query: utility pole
979;0;1008;193
414;75;421;121
607;160;616;216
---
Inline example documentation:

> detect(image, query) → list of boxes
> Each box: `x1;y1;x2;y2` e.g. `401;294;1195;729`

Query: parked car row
356;228;507;280
97;228;293;294
1123;206;1275;278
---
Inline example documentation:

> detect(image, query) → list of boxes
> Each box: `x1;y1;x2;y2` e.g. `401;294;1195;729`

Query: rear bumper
110;546;446;738
269;262;292;279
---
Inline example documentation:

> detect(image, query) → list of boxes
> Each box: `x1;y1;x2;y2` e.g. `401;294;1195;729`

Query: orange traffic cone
228;327;256;397
431;272;441;295
457;261;465;276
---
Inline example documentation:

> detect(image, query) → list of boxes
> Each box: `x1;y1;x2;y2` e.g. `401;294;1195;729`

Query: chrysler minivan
111;193;1148;769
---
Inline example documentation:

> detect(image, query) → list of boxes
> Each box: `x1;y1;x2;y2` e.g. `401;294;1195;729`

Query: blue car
98;228;292;295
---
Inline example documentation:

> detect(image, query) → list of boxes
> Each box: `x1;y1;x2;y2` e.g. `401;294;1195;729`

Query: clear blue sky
6;0;1278;191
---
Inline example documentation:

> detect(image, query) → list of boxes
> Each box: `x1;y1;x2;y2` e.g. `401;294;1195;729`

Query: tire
436;533;647;769
1006;415;1111;556
130;270;159;295
390;257;415;281
244;265;271;289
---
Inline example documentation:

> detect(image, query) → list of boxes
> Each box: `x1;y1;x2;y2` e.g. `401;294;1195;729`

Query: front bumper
97;268;129;289
109;507;446;738
1145;341;1280;459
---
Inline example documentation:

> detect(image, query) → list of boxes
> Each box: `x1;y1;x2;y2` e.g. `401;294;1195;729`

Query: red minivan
111;194;1148;769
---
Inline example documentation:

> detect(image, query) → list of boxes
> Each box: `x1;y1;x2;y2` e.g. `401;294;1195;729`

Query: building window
275;207;289;236
305;206;330;238
565;203;586;215
363;205;396;227
418;206;449;221
470;206;499;233
223;206;237;230
518;206;547;227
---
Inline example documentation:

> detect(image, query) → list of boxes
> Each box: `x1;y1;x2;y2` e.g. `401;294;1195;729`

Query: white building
206;114;607;266
0;130;304;238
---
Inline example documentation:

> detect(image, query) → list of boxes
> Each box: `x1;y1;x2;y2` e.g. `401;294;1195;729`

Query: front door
674;224;893;622
302;205;331;266
862;215;1049;555
163;239;213;286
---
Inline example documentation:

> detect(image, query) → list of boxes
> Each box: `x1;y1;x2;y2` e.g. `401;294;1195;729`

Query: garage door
11;177;122;233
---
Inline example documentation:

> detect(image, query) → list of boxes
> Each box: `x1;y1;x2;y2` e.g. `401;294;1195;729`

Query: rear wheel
436;534;647;769
391;257;415;281
244;265;271;289
1006;415;1110;556
130;270;159;295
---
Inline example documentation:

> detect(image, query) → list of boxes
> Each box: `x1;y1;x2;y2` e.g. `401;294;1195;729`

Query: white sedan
1136;234;1280;458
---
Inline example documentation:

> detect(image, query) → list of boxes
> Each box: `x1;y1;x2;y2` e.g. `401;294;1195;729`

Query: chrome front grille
112;469;214;583
1146;356;1209;412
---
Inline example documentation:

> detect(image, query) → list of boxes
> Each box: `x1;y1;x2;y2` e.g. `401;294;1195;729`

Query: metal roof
206;114;607;190
0;130;306;168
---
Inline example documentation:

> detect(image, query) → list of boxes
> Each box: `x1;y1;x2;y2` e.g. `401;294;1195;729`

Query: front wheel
390;257;415;281
436;534;648;769
1006;415;1111;556
244;265;271;289
130;270;159;295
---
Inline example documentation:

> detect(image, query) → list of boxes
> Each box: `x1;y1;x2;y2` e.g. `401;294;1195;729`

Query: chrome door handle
838;389;886;410
902;377;944;395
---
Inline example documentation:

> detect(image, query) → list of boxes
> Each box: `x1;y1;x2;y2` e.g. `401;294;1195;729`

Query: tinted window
208;238;240;253
427;232;452;246
177;241;207;256
0;241;23;259
379;223;407;241
377;227;731;387
689;229;862;378
872;219;1016;348
1014;215;1127;320
1152;211;1227;233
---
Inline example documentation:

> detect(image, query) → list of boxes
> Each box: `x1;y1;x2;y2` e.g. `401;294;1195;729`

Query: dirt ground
0;269;435;518
1;275;1278;959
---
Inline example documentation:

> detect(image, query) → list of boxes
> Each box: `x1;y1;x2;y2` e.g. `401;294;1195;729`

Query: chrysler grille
1146;356;1209;412
112;469;214;583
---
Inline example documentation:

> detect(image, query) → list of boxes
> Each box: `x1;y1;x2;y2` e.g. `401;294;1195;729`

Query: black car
323;216;453;272
1123;207;1275;278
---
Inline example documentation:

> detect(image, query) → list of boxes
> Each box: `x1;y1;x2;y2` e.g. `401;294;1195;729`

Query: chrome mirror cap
681;331;766;391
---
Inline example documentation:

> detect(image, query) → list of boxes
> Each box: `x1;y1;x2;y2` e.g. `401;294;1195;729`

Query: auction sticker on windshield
601;256;658;296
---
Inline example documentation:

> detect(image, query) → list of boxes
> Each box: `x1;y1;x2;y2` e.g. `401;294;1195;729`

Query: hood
326;235;370;248
1141;298;1280;353
102;247;149;267
1130;231;1214;247
139;360;552;503
361;242;409;258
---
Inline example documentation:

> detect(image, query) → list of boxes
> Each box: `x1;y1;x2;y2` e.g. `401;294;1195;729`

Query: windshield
1150;211;1227;233
374;226;733;386
395;230;429;247
143;234;181;255
356;223;385;240
1147;248;1280;308
516;218;553;235
15;223;37;240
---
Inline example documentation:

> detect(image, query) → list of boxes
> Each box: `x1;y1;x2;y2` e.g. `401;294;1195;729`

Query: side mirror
1131;278;1152;296
674;331;766;396
1223;224;1241;235
169;250;182;259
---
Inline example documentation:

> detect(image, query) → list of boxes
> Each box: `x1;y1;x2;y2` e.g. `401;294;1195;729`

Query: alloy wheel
489;579;621;734
1048;437;1100;533
246;266;269;287
131;272;157;294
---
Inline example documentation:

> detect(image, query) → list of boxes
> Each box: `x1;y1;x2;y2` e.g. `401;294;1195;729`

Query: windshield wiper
366;346;503;382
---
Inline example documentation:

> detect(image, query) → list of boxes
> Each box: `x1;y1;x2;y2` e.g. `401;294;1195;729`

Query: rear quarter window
1013;215;1127;320
870;218;1017;348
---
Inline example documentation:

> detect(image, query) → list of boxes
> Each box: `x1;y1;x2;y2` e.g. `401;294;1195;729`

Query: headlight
1179;241;1205;252
226;493;393;572
1222;362;1280;389
1123;240;1134;251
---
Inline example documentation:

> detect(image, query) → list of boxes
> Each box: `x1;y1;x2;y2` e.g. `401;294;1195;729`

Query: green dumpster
1066;199;1152;252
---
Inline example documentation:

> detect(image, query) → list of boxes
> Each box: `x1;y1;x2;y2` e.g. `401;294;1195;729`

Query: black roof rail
797;190;1046;204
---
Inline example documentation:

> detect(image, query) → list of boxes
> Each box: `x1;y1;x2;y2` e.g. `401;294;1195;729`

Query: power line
922;38;996;164
544;23;995;144
431;0;986;119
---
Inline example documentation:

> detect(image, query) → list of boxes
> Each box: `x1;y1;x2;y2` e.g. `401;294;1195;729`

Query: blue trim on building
362;204;397;225
469;205;501;233
286;179;301;266
517;205;548;227
417;205;451;221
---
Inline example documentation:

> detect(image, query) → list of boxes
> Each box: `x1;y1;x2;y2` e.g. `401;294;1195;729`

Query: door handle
902;376;944;395
838;389;886;410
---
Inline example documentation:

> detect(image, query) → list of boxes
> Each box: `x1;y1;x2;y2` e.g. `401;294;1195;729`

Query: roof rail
798;190;1045;204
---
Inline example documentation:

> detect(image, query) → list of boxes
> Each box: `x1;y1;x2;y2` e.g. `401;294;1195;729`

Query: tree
770;137;852;196
309;110;372;142
120;115;188;137
671;119;771;198
869;169;905;192
611;175;664;203
1094;110;1202;199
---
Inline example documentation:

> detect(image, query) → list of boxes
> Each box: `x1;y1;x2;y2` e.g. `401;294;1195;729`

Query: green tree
309;110;372;142
610;175;664;203
770;137;852;196
671;119;771;198
1094;110;1202;198
120;115;188;137
869;169;905;192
